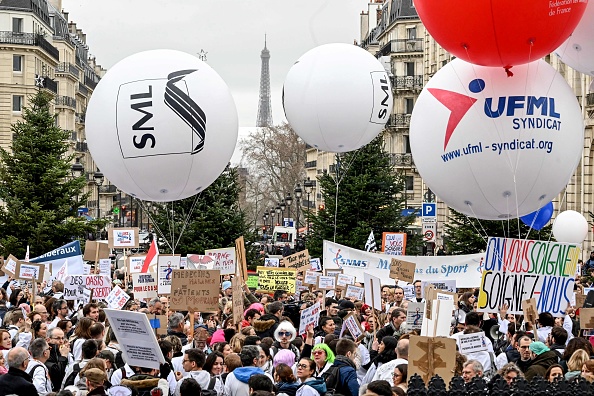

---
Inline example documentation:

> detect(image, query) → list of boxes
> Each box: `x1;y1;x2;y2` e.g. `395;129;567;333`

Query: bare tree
240;123;306;226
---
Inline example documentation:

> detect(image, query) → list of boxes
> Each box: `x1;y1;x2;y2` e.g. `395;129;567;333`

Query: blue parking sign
422;203;436;217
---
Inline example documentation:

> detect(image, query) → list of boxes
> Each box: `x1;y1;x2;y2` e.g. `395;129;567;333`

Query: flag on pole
365;230;377;252
141;239;159;273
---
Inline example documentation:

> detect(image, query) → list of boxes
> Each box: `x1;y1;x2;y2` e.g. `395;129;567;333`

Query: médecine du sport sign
477;237;579;317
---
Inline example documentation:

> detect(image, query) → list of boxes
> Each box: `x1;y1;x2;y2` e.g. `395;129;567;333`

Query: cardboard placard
522;298;538;324
325;268;343;277
105;285;130;310
407;302;425;331
580;308;594;329
0;256;5;277
235;236;248;281
83;241;110;261
104;309;165;370
409;335;456;385
345;285;365;301
382;232;407;256
2;255;19;276
256;266;297;293
15;261;44;282
317;275;336;290
364;272;382;311
170;269;220;312
282;249;310;272
403;285;416;301
421;280;456;296
341;312;365;341
577;293;587;308
157;255;181;295
298;302;321;336
232;277;244;328
310;258;322;272
108;227;140;248
205;247;236;275
132;272;158;300
304;271;321;286
336;274;356;289
128;255;147;274
389;258;416;283
150;314;168;336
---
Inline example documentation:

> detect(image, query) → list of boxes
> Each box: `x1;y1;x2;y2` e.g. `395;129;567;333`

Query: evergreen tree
444;209;553;254
0;91;95;257
151;167;260;268
306;135;421;257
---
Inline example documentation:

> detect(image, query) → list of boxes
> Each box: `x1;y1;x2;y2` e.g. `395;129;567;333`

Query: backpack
115;350;126;369
322;365;341;394
201;377;218;396
63;363;82;387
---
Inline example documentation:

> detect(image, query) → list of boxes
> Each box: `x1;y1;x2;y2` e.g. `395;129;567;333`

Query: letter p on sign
422;203;436;217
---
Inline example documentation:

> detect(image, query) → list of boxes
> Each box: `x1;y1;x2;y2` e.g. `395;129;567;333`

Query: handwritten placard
106;285;130;310
132;272;158;300
205;247;236;275
317;275;336;290
389;258;416;283
63;275;111;300
282;249;310;272
257;267;297;293
336;274;356;289
15;261;44;282
2;255;19;276
345;285;364;301
298;302;321;335
341;313;364;341
304;271;321;286
170;269;221;312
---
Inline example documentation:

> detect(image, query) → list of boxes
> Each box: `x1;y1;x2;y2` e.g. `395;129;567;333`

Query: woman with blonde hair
229;333;245;353
566;349;590;380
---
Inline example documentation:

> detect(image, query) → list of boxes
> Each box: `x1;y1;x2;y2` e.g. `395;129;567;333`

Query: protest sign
409;335;456;385
580;308;594;329
382;232;407;256
282;250;310;271
128;255;147;274
407;302;425;331
80;288;92;305
336;274;356;289
132;272;158;300
170;269;220;312
341;312;365;341
421;280;456;295
247;275;258;289
157;255;181;295
522;298;539;324
577;293;587;308
83;264;91;275
63;275;111;300
458;332;489;355
477;237;579;317
403;285;415;301
14;262;44;282
63;276;90;301
235;236;248;280
264;258;279;267
205;247;236;275
232;278;244;328
345;285;364;301
310;258;322;272
298;302;321;335
30;241;85;277
317;275;336;290
186;254;213;270
364;272;382;311
390;258;416;283
108;227;139;249
323;241;483;287
99;259;111;276
83;241;110;261
257;267;297;293
104;309;165;369
325;268;343;277
2;255;18;277
304;271;321;286
106;285;130;310
148;314;168;336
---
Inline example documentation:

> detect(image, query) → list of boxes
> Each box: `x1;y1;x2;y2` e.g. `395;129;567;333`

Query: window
405;98;414;114
404;135;411;153
407;27;417;40
405;176;414;191
13;96;24;112
12;18;23;33
13;55;23;72
405;62;415;76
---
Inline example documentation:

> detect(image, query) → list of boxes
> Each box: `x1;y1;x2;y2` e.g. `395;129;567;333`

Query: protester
295;358;327;396
274;363;300;396
375;309;406;342
0;346;38;396
311;344;335;377
325;339;359;396
462;360;484;383
224;346;266;396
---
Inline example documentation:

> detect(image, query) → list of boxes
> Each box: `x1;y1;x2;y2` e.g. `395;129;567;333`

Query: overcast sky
62;0;369;131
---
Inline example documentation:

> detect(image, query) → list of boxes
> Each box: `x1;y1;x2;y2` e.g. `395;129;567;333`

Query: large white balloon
553;210;589;244
410;59;583;220
86;50;238;201
555;0;594;76
283;43;393;153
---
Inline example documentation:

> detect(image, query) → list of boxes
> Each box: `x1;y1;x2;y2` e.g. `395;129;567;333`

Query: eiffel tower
256;35;273;127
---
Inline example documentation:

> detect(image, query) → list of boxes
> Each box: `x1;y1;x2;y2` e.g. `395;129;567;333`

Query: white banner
323;240;483;288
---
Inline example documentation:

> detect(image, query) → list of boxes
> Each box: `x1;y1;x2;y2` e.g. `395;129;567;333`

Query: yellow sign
257;266;297;293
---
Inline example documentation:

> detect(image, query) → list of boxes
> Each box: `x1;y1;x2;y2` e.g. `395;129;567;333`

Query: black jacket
167;330;188;346
0;366;39;396
375;323;404;343
46;343;69;391
254;314;279;339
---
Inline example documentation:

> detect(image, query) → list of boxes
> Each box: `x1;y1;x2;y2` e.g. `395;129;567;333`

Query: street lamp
262;213;268;236
280;201;286;225
304;178;315;235
294;184;302;231
71;157;84;178
285;193;293;223
269;209;275;229
275;206;281;226
93;169;104;239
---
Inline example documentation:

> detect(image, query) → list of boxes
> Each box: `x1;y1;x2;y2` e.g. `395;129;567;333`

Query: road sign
422;217;437;223
422;223;436;243
422;203;436;218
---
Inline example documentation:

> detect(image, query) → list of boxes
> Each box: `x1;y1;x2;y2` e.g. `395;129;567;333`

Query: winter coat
297;377;327;396
120;374;169;396
330;356;359;396
174;370;211;396
224;366;265;396
167;330;188;346
524;351;559;381
254;314;280;339
87;386;107;396
46;343;69;391
375;323;404;343
0;367;38;396
276;381;301;396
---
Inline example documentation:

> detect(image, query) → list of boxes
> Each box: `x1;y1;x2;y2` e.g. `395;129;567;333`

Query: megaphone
490;324;506;341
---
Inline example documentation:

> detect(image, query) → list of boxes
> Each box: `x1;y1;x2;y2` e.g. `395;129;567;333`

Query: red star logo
428;88;477;150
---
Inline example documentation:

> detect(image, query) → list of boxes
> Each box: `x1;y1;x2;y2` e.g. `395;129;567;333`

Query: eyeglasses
278;332;292;337
312;350;325;355
51;337;65;340
297;364;309;369
182;359;192;363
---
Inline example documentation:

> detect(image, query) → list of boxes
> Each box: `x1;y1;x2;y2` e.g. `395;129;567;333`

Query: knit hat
529;341;550;355
84;368;106;386
222;281;232;291
210;329;226;346
272;349;296;368
312;343;335;363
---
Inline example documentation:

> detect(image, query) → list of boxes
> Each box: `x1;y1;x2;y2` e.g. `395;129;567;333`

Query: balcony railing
305;160;317;168
391;75;423;91
387;113;412;128
42;77;58;94
84;75;98;90
78;83;89;96
55;95;76;109
390;153;414;167
75;141;88;152
377;38;423;57
0;31;59;61
56;62;79;79
99;185;118;194
587;93;594;106
75;112;85;124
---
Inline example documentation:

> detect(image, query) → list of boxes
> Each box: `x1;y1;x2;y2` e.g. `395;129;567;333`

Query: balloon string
173;191;203;252
139;200;174;253
464;205;508;273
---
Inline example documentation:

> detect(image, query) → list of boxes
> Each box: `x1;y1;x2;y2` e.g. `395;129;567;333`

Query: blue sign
401;208;421;217
422;203;437;217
